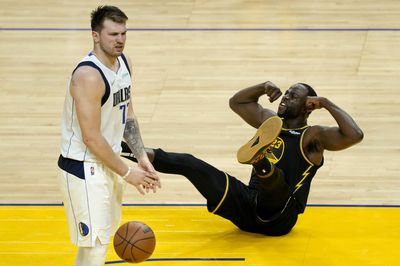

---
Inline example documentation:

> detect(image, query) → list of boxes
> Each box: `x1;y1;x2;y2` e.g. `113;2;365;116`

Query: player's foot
237;116;282;164
121;142;156;163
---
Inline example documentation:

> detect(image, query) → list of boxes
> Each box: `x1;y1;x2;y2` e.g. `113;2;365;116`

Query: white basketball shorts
58;160;125;247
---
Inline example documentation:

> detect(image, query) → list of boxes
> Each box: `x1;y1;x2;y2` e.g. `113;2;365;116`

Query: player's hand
138;156;156;175
138;156;161;193
264;81;282;103
306;96;326;112
124;166;160;195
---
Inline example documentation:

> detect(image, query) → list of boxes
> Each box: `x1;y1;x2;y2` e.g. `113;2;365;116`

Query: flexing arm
71;67;158;194
307;97;364;151
229;81;282;128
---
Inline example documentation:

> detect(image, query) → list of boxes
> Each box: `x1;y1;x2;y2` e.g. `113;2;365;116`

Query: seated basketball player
122;81;363;236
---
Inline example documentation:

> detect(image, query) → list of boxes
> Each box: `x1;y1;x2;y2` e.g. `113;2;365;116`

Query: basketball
113;221;156;263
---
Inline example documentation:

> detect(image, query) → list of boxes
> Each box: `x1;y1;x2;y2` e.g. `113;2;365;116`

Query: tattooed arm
123;101;160;190
122;55;146;161
121;55;160;191
70;66;158;194
123;116;146;161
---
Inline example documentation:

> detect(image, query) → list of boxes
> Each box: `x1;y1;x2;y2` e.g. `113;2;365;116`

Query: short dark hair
91;5;128;32
298;83;317;97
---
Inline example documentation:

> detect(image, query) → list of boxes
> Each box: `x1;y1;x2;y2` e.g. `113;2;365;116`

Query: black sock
120;142;138;162
151;148;182;174
150;149;227;204
252;157;272;177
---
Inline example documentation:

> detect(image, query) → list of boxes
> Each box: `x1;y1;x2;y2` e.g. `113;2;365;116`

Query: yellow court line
0;205;399;266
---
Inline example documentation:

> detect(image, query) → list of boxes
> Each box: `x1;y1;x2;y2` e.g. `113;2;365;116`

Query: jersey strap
120;53;131;76
72;61;111;106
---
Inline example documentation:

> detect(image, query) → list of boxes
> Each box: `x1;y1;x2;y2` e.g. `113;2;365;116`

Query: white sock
75;238;108;266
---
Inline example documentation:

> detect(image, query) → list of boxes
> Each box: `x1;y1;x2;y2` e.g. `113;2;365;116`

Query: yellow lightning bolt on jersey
294;165;313;193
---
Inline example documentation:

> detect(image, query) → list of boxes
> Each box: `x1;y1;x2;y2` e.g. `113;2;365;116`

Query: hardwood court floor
0;205;398;266
1;1;400;266
0;0;400;206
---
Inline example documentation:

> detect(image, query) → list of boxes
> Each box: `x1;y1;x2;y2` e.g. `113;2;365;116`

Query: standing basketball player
58;6;160;266
122;81;363;236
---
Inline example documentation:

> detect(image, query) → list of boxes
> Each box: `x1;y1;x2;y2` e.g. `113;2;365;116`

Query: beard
100;43;124;58
278;107;298;119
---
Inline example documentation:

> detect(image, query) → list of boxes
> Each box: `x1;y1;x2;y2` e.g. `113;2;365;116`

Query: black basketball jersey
250;125;322;213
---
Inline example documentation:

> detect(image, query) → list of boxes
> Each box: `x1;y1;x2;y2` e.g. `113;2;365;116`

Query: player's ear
92;31;100;43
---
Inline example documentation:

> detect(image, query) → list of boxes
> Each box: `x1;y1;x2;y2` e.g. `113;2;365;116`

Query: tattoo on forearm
123;118;145;159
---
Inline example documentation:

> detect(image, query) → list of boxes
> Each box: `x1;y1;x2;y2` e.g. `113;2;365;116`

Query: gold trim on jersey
293;128;315;193
299;127;314;166
211;172;229;214
281;125;309;131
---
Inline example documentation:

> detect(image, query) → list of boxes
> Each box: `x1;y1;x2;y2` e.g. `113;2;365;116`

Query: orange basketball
113;221;156;263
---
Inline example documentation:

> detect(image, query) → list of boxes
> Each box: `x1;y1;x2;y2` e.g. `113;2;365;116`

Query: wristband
122;167;132;180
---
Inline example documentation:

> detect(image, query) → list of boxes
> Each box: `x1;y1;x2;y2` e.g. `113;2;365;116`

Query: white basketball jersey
60;52;132;162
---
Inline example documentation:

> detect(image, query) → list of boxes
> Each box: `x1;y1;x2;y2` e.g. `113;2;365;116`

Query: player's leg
75;238;108;266
156;151;266;232
58;169;108;266
121;142;233;211
153;148;229;205
58;157;123;265
121;143;289;232
235;117;291;219
252;157;292;219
